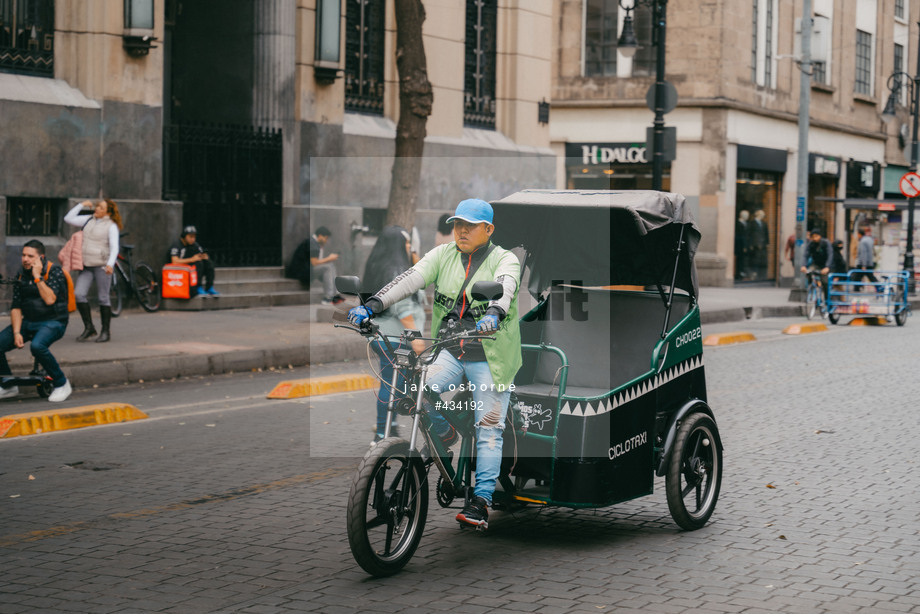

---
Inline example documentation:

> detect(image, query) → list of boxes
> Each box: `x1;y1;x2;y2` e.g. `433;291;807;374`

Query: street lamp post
617;0;668;191
881;24;920;293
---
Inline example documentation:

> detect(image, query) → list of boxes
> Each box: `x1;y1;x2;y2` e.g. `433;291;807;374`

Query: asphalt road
2;315;919;613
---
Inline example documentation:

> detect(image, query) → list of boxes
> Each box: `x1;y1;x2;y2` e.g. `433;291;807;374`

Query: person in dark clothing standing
831;239;848;275
170;226;220;298
0;240;72;403
851;226;880;287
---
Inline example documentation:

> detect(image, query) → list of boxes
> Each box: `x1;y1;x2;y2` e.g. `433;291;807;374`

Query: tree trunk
386;0;433;231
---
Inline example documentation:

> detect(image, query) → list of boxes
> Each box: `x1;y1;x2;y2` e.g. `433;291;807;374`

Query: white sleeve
63;203;89;228
106;224;120;268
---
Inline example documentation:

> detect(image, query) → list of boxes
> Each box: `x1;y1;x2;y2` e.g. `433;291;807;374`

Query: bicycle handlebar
335;317;496;364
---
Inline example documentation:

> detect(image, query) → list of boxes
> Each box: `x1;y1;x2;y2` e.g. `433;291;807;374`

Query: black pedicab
338;189;723;577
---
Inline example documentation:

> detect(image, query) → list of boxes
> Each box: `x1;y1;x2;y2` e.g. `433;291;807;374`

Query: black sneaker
456;496;489;528
439;424;459;448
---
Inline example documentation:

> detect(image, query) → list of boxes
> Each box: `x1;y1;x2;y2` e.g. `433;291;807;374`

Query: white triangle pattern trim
559;355;704;416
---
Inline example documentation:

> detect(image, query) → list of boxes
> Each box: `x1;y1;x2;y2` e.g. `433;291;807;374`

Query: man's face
811;233;822;243
316;234;329;247
22;247;41;269
182;233;196;246
453;220;493;253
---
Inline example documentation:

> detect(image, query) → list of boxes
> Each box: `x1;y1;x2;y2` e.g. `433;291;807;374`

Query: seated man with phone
0;240;73;403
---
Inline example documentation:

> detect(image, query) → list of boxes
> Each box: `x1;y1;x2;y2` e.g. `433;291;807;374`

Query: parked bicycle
109;233;161;316
804;269;827;320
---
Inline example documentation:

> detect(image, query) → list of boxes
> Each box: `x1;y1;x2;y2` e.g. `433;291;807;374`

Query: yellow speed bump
782;322;828;335
0;403;147;439
702;332;757;346
268;374;377;399
848;316;887;326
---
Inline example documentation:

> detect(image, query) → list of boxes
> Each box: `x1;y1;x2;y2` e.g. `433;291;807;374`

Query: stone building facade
551;0;918;286
0;0;554;289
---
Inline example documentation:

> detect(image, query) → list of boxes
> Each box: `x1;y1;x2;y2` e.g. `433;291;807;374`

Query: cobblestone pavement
2;317;919;613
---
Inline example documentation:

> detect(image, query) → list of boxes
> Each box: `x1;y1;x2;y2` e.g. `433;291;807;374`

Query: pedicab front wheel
665;412;723;531
346;439;429;577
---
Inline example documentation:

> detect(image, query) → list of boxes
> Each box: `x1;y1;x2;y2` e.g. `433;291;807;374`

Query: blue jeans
0;320;68;386
424;352;511;505
370;338;409;437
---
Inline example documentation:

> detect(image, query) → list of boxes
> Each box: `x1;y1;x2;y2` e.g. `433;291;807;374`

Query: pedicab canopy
490;190;701;298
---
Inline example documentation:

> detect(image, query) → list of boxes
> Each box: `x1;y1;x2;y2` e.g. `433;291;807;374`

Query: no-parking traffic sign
900;172;920;198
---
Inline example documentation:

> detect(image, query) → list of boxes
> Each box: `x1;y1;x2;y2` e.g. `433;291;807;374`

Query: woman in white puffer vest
64;199;123;342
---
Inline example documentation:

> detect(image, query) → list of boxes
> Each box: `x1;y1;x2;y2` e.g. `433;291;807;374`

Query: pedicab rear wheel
347;439;428;577
828;312;840;325
666;412;722;531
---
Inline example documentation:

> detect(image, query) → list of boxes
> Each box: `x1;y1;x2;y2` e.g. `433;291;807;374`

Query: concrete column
252;0;298;206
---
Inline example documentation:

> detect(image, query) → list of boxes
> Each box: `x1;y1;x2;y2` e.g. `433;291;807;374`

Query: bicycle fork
407;364;459;495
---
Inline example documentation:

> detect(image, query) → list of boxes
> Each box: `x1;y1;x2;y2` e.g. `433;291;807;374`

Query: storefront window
567;165;670;191
735;171;780;281
564;142;670;190
807;176;837;239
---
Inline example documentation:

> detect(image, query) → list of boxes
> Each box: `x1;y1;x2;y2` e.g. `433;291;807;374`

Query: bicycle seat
121;244;135;251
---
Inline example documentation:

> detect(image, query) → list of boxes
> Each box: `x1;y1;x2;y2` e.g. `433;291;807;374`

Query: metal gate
163;122;282;267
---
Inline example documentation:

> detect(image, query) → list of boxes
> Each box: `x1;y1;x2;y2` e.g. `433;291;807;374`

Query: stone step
162;291;312;312
212;266;288;281
214;278;305;295
158;266;308;312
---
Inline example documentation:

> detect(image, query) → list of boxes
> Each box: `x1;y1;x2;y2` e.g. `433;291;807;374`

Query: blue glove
476;314;499;333
348;305;373;326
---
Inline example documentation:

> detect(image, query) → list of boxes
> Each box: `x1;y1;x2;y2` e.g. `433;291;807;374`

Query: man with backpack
0;240;72;402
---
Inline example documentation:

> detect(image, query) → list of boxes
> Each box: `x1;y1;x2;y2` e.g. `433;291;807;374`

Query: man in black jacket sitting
0;240;72;403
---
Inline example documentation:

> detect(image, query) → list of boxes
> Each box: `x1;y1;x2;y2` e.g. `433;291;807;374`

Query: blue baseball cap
446;198;493;225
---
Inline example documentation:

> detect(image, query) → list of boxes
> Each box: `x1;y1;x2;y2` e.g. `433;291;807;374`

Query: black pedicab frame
489;190;721;526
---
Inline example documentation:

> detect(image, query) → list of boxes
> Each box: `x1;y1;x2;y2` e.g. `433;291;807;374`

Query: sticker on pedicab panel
513;400;554;431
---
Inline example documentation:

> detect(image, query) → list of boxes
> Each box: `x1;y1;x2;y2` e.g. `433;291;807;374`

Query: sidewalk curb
64;345;311;388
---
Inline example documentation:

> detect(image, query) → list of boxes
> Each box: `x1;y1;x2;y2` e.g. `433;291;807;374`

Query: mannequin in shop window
748;210;769;280
735;210;750;280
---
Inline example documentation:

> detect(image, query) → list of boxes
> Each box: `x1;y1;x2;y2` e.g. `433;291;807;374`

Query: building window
584;0;654;78
810;13;832;86
895;0;905;19
0;0;55;77
345;0;385;115
764;0;773;85
812;62;826;84
751;0;776;88
585;0;618;76
6;197;62;236
464;0;497;129
751;0;758;83
854;29;872;96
